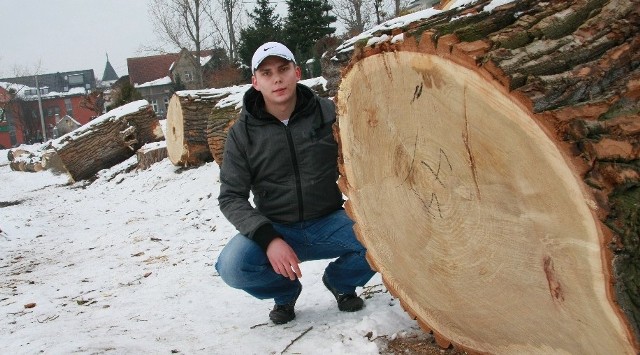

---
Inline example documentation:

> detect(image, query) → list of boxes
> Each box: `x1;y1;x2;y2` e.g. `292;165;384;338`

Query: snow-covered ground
0;145;424;354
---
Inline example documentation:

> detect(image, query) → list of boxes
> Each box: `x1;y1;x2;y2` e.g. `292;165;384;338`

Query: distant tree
283;0;336;77
237;0;284;76
107;78;143;112
373;0;385;24
148;0;217;87
81;90;106;118
206;0;243;62
200;48;243;87
371;0;411;24
330;0;372;36
0;84;43;144
149;0;214;54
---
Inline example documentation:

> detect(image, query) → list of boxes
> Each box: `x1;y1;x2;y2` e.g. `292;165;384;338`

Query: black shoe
322;274;364;312
269;285;302;324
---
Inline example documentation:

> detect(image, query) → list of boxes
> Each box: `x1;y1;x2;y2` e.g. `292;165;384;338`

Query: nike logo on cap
263;46;274;51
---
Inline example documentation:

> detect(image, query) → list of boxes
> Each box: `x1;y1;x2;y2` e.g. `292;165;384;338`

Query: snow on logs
335;0;639;353
165;77;331;167
166;84;250;167
51;100;164;181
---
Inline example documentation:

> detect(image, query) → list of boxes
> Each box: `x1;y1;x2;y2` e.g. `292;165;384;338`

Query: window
184;71;192;82
151;99;158;113
164;97;169;111
67;74;84;86
65;99;73;115
0;108;5;123
48;106;60;117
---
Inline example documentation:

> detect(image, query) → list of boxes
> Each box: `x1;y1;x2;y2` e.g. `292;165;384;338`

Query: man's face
252;56;301;106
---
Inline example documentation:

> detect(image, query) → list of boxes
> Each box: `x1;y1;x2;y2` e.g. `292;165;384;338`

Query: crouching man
215;42;376;324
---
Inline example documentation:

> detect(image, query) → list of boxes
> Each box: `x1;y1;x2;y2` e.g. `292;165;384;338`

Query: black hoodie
218;83;343;251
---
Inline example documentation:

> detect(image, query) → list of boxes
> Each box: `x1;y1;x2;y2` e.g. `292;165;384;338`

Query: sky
0;0;289;81
0;104;438;353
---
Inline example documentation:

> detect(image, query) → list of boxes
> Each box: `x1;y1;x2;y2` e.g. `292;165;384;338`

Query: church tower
102;54;119;82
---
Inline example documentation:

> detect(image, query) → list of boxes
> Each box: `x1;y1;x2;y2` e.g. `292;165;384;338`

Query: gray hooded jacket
218;83;343;251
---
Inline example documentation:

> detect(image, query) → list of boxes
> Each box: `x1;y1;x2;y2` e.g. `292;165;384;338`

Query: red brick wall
6;94;97;143
37;95;96;125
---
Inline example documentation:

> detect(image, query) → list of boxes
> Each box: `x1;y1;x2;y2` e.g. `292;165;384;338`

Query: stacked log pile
334;0;639;353
166;85;250;167
7;148;45;172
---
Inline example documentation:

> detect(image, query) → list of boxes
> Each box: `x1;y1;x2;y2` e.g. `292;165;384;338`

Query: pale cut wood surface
337;52;635;354
166;94;215;167
166;95;187;166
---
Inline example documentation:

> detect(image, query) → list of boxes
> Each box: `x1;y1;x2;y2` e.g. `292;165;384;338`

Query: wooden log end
337;176;350;197
432;330;452;350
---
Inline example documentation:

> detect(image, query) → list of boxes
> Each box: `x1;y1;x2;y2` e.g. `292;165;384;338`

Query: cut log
41;150;67;175
335;0;639;353
52;100;164;181
166;85;249;167
9;160;43;172
136;141;168;170
207;105;241;165
6;147;50;173
7;148;30;162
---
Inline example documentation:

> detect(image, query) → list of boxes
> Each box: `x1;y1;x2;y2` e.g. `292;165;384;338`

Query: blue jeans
215;210;376;305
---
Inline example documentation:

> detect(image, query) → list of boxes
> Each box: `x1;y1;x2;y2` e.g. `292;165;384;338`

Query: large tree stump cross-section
335;0;639;353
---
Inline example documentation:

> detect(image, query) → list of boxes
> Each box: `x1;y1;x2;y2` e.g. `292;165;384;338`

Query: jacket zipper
284;125;304;221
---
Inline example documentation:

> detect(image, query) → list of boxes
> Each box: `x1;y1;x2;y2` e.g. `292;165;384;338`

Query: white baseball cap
251;42;296;74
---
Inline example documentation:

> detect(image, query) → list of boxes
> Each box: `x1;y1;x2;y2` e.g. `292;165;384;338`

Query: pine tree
106;80;143;112
283;0;336;64
237;0;283;74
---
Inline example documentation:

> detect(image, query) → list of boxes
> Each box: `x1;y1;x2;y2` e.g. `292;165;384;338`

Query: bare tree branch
148;0;217;52
204;0;243;61
331;0;374;35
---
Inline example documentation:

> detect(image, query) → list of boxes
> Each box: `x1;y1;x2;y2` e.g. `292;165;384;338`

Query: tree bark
335;0;639;353
136;141;168;170
207;105;240;165
53;101;164;181
166;87;247;166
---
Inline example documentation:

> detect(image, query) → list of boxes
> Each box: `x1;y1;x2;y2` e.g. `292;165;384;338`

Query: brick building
0;82;97;145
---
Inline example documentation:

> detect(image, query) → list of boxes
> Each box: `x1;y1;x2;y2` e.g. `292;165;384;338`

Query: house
53;114;81;137
102;54;119;84
0;70;96;94
126;48;216;119
0;81;97;145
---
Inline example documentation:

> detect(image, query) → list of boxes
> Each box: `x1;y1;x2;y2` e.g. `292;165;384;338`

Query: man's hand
266;238;301;280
